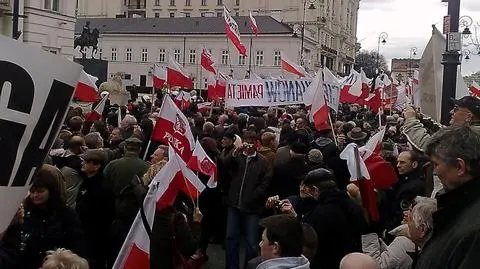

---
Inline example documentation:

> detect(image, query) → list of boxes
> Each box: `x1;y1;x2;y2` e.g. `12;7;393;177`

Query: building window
170;12;175;17
111;48;117;61
99;48;103;59
273;50;281;66
189;49;196;64
184;12;190;17
201;12;206;17
217;12;222;17
141;48;148;62
204;77;208;88
44;0;59;11
238;55;246;65
217;0;222;5
185;0;191;6
201;0;207;6
174;49;181;62
235;11;239;16
221;50;229;65
159;48;166;62
235;0;239;5
170;0;175;6
256;50;264;66
125;48;132;62
155;12;160;17
155;0;160;5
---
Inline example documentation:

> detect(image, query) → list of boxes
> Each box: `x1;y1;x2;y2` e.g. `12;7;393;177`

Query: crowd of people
1;90;480;269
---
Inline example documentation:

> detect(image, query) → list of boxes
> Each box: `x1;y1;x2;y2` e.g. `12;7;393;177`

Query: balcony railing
127;3;146;9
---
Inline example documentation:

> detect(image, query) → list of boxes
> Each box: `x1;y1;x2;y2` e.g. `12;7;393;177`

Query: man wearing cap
270;168;366;269
103;137;149;266
76;149;114;269
402;96;480;151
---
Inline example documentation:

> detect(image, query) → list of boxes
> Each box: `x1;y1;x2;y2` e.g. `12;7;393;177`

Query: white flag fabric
340;143;370;181
360;127;386;160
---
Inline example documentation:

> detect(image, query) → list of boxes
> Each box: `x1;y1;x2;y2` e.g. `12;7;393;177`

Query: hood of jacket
259;146;275;155
256;256;310;269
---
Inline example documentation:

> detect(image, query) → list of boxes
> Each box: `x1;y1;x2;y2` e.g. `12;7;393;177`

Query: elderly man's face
450;106;472;125
397;152;417;175
296;118;306;129
151;148;165;164
109;130;121;142
431;155;468;192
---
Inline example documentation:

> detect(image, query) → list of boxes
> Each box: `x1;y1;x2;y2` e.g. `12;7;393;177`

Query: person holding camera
224;131;272;269
266;168;366;269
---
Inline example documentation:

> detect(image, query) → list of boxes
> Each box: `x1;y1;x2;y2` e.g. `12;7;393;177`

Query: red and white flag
224;7;247;56
360;69;372;99
470;81;480;98
249;11;259;36
308;71;330;130
151;95;195;162
187;140;217;188
152;64;167;89
201;47;217;75
174;91;191;109
167;56;193;89
197;102;212;114
360;127;386;160
208;72;228;101
281;52;307;78
340;69;363;104
74;70;99;102
85;93;109;121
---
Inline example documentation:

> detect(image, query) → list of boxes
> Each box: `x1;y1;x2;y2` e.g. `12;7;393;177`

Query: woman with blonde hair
42;248;89;269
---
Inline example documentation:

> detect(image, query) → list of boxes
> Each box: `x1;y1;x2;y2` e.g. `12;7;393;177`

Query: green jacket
103;152;149;196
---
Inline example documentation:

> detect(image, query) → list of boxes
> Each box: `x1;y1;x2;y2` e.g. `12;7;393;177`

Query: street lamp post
409;47;417;78
375;32;388;74
440;0;461;125
300;0;316;66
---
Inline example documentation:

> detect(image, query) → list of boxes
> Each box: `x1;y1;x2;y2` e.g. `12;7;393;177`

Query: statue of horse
74;28;100;59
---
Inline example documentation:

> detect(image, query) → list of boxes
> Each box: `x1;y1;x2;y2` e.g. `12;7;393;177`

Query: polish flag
360;127;386;160
360;69;372;99
151;95;195;162
201;47;217;75
364;88;382;113
209;72;228;101
308;71;330;130
167;56;193;89
85;93;109;122
249;11;259;36
166;146;206;206
152;64;167;89
74;70;99;102
224;6;247;56
113;149;206;269
340;69;363;104
197;102;212;114
174;91;191;109
470;81;480;98
281;52;307;78
207;72;218;101
187;140;217;188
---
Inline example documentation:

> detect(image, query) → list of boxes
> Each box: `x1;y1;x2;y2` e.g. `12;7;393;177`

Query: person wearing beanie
307;149;324;172
267;168;366;269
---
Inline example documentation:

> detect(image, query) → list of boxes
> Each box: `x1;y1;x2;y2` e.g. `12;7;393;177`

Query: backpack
115;175;147;221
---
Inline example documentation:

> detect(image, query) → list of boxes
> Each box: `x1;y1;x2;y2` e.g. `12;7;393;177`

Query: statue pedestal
109;91;130;106
73;58;108;86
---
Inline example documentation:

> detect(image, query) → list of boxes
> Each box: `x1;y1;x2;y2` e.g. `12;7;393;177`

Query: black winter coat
290;188;366;269
225;152;272;213
415;179;480;269
271;157;308;199
0;206;86;269
75;172;115;267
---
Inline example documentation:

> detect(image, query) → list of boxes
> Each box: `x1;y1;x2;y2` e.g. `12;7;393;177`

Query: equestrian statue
74;21;100;59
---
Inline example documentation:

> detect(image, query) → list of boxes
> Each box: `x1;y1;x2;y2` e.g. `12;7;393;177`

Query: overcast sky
357;0;480;75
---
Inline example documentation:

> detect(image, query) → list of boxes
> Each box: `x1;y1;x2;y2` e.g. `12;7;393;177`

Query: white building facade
74;17;317;90
76;0;359;74
0;0;77;59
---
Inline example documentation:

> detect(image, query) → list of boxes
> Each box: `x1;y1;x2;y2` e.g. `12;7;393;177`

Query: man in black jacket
279;168;366;269
225;131;272;269
76;149;115;269
416;126;480;269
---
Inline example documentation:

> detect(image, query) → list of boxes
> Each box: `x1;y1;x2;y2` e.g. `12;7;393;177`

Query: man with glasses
225;131;272;269
402;96;480;151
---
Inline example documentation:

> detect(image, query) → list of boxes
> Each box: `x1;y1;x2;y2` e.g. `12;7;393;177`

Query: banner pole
143;140;152;161
328;112;338;147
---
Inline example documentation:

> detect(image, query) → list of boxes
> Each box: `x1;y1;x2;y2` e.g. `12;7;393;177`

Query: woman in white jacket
361;197;437;269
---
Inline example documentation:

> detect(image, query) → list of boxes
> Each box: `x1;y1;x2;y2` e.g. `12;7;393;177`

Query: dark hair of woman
24;166;66;211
